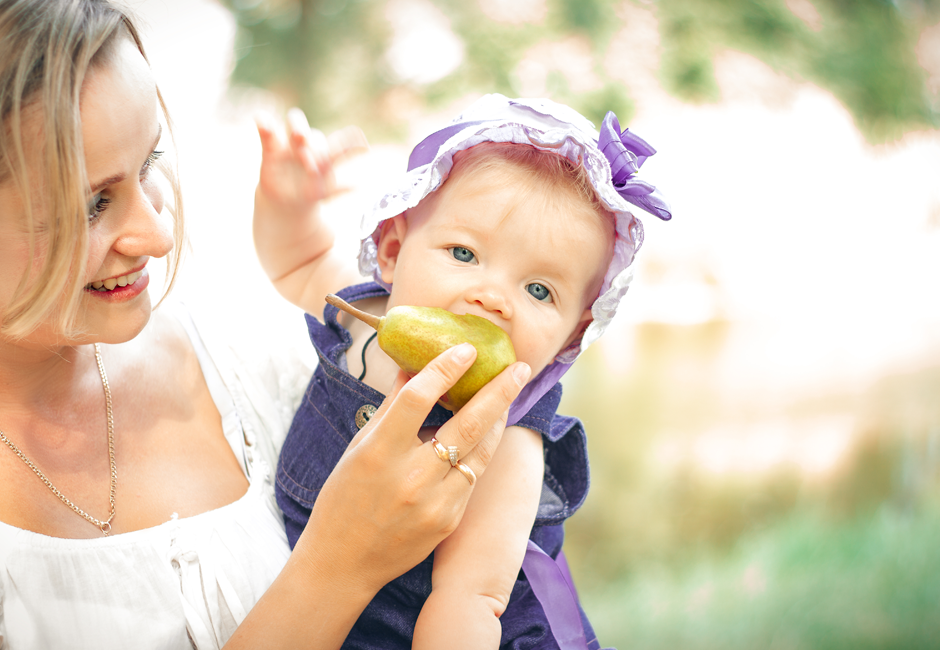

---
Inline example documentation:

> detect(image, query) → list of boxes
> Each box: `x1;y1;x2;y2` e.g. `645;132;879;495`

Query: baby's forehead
438;154;615;238
415;160;615;287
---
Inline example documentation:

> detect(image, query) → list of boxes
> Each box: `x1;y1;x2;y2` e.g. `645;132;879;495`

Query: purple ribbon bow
598;112;672;221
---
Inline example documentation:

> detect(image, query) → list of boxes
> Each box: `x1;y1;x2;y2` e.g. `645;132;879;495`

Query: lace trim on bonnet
357;94;671;423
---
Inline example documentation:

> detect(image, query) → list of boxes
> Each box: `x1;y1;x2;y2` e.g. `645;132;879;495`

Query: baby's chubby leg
412;425;545;650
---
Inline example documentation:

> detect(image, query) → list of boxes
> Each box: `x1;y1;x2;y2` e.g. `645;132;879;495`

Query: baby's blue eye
527;283;552;303
450;247;475;263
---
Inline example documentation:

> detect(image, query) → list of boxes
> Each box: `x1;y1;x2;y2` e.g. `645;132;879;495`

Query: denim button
355;404;377;429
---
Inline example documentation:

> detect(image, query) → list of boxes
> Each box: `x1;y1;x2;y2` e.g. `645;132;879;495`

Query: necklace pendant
100;521;112;536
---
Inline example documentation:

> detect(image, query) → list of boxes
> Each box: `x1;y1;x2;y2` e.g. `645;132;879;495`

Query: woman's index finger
372;344;478;445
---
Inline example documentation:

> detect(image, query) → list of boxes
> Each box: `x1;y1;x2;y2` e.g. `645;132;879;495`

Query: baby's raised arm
413;425;545;650
252;109;367;316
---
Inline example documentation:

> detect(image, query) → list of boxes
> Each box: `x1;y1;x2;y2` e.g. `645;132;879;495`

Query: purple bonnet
357;94;671;425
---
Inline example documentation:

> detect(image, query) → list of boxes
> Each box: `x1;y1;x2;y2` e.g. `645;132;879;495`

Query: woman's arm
252;109;366;316
412;425;545;650
224;343;532;649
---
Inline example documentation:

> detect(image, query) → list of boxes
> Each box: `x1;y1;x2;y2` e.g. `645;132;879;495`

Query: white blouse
0;304;313;650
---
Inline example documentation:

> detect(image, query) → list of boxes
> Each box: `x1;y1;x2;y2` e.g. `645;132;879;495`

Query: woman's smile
83;264;150;302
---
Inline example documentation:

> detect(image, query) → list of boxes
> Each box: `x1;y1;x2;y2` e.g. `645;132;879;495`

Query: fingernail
453;343;475;363
512;363;531;386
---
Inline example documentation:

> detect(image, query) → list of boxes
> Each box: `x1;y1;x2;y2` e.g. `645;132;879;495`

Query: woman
0;1;530;647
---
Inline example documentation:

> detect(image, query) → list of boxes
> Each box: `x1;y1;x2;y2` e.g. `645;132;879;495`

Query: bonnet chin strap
522;541;614;650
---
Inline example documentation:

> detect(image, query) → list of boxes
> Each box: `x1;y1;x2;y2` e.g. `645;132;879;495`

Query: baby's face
379;161;614;380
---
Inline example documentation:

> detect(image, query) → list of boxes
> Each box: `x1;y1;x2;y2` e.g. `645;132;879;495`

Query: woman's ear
376;214;408;285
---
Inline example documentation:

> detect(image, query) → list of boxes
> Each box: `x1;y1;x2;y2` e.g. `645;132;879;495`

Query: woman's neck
0;336;97;414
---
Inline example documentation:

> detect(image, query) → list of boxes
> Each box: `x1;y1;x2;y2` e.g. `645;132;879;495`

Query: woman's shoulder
147;299;315;383
171;299;316;457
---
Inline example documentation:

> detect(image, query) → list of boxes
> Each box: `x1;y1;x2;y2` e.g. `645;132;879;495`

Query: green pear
325;294;516;411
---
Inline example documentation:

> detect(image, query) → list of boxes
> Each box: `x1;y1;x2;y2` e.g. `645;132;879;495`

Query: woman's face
0;38;173;348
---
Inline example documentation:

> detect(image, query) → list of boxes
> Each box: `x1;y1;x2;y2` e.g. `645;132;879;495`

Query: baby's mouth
85;270;144;292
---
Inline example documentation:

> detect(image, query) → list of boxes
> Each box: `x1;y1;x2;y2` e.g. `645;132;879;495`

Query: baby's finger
285;107;312;139
286;108;331;172
432;361;530;479
305;127;331;174
326;125;369;165
255;111;285;155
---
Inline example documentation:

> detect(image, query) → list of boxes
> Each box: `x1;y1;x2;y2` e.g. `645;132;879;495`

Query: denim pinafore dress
276;282;601;650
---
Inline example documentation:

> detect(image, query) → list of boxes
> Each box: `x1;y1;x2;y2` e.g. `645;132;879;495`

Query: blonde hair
0;0;184;339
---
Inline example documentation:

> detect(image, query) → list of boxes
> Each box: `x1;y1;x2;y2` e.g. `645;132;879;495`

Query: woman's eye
526;283;552;303
449;247;475;263
86;194;111;222
140;150;164;177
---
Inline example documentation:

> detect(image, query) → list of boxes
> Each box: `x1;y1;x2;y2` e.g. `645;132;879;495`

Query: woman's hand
299;342;531;591
227;344;530;649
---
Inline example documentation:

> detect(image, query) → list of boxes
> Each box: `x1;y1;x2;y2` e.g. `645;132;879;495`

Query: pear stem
325;294;382;330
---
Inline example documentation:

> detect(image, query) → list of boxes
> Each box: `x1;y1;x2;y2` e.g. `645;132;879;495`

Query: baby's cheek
511;339;556;381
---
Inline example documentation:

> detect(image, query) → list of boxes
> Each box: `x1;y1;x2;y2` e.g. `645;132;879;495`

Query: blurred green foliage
560;321;940;576
658;0;939;140
582;501;940;649
220;0;939;142
558;322;940;647
226;0;393;131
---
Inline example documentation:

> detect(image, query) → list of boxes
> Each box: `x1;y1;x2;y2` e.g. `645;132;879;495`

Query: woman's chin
76;292;155;345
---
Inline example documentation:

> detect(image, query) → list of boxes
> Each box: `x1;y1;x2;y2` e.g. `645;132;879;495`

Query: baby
253;95;670;650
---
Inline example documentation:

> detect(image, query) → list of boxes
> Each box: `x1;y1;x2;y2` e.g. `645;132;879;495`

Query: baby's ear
376;214;408;285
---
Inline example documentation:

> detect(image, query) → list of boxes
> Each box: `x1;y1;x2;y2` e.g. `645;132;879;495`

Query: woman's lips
85;269;144;292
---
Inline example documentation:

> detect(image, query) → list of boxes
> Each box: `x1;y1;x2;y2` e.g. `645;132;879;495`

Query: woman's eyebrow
89;125;163;192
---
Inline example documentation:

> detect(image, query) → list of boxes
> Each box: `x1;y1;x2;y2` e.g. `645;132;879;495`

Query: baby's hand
255;108;368;217
252;109;368;300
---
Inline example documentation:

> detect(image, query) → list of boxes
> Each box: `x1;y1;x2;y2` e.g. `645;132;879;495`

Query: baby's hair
450;141;614;229
0;0;184;339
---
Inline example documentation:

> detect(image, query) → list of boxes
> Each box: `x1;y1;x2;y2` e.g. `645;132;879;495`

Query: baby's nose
470;287;512;320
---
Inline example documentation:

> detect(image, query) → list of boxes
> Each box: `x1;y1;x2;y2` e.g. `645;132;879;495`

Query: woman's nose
113;179;173;259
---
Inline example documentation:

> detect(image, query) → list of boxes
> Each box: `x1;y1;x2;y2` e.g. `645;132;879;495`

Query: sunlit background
129;0;940;646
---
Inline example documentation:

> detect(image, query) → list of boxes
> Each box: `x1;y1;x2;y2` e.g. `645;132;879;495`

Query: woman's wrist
291;522;383;607
225;533;378;649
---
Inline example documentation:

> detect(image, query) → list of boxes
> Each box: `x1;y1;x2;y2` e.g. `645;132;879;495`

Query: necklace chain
0;343;116;535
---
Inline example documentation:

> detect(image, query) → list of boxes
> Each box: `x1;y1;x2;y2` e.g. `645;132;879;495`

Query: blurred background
130;0;940;647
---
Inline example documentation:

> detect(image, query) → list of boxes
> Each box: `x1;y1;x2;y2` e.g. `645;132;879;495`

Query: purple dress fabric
276;282;602;650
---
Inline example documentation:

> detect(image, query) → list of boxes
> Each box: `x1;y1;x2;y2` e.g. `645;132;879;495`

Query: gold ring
454;461;476;486
430;437;450;465
447;446;459;467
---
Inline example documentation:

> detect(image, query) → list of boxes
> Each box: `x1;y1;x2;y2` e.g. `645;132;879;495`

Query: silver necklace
0;343;116;535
